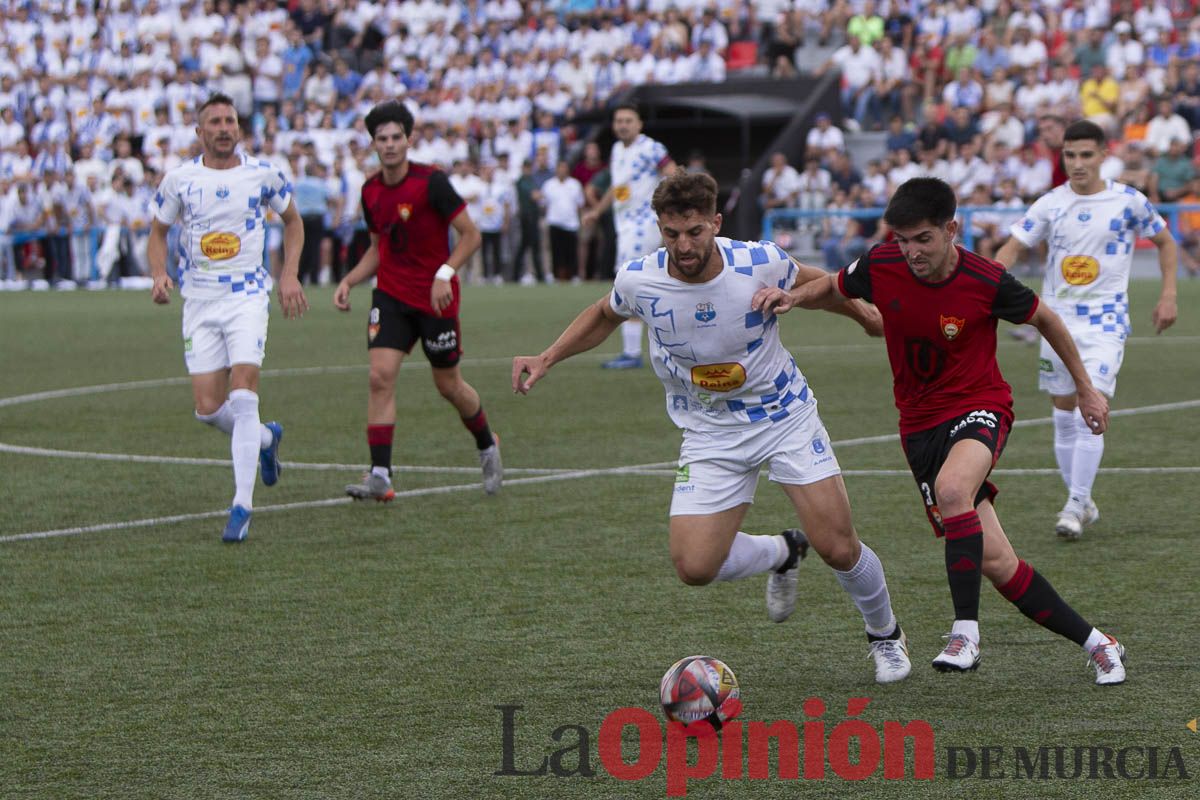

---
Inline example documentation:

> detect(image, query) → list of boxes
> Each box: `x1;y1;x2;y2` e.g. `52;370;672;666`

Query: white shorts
1038;329;1123;398
670;405;842;516
617;219;662;266
181;293;270;375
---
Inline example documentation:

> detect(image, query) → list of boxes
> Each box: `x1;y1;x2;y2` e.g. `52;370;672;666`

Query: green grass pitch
1;279;1198;799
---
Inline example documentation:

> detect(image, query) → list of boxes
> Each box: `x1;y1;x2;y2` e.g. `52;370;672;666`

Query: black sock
942;511;983;621
998;560;1092;646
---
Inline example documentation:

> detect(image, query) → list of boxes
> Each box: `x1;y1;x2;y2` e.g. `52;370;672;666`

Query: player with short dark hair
995;120;1178;540
148;93;308;543
335;101;500;500
756;177;1128;685
515;172;915;685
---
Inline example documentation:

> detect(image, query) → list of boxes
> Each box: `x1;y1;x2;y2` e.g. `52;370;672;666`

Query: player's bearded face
660;210;721;281
198;104;239;158
894;221;957;280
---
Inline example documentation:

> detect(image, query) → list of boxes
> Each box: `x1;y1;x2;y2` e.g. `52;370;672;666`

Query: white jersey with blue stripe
610;237;814;430
152;152;293;300
1008;180;1166;338
610;134;668;228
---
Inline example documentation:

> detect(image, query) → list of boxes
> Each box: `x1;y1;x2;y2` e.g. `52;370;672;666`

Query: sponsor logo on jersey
613;184;631;202
695;302;716;323
1061;254;1099;285
397;203;412;222
939;314;966;341
215;185;230;201
690;362;746;392
200;231;241;260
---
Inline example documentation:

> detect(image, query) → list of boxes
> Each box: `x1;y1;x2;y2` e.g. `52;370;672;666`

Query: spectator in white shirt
1014;146;1053;201
540;159;584;282
1144;96;1193;155
761;152;801;210
1106;21;1145;81
690;8;729;56
805;112;846;162
822;36;882;128
688;41;726;83
1008;25;1048;72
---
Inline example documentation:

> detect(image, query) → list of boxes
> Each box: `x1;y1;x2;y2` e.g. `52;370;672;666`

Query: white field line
0;462;676;543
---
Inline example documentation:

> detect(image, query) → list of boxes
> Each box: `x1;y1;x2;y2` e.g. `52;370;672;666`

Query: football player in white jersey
148;93;308;543
514;173;914;684
583;104;675;369
996;120;1178;540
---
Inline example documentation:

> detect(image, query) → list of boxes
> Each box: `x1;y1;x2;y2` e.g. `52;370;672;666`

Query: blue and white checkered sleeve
1131;192;1167;238
151;171;180;226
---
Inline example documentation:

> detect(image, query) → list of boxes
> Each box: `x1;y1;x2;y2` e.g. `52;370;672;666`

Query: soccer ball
659;655;741;728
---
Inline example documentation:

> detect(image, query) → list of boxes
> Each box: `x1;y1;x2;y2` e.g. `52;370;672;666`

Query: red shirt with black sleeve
837;242;1040;436
360;162;466;316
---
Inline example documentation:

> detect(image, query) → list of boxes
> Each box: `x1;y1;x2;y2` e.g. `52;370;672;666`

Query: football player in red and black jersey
334;101;501;500
752;178;1127;686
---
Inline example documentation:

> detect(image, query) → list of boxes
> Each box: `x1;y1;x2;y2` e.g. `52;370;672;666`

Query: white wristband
435;264;456;282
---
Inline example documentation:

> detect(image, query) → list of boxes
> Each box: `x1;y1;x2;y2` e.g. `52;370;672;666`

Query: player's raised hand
151;273;174;304
1152;296;1177;334
512;355;548;395
1078;386;1109;435
333;280;352;311
278;273;309;319
751;286;796;316
430;279;453;317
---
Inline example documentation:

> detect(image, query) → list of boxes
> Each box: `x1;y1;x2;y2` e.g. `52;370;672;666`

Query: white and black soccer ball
659;655;741;729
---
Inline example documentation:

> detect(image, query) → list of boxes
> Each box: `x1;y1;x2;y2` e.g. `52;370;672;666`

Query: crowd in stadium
2;0;1200;290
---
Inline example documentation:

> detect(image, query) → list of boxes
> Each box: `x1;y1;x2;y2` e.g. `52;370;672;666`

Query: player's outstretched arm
334;233;380;311
752;271;841;316
1028;303;1109;434
1149;227;1179;334
513;295;624;394
277;201;309;319
993;236;1029;269
147;218;174;304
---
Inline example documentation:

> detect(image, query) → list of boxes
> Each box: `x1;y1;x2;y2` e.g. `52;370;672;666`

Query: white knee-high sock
714;532;786;582
620;319;643;358
197;401;274;448
196;402;236;435
228;389;262;509
1069;413;1104;504
1052;408;1077;491
834;543;897;636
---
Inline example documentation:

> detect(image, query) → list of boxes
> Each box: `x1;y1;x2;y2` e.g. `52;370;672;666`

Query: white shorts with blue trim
1038;329;1124;398
670;402;842;516
181;293;269;375
616;218;662;266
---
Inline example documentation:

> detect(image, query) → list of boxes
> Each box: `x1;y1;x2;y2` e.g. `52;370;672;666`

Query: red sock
367;424;394;473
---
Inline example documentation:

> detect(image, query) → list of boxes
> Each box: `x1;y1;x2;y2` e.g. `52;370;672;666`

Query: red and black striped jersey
838;242;1039;436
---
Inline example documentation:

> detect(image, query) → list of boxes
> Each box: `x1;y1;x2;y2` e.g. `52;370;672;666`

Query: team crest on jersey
695;302;716;323
200;232;241;260
691;362;746;392
1077;209;1091;223
939;314;966;341
1061;254;1099;285
215;185;230;201
397;203;412;222
812;437;826;455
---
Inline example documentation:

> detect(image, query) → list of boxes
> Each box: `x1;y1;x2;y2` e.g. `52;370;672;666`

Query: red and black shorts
367;288;462;368
900;409;1011;536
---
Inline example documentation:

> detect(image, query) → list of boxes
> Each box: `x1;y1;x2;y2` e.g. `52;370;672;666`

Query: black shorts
367;288;462;368
900;409;1011;537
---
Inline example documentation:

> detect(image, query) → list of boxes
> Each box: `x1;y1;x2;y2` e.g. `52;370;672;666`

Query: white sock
1069;413;1104;505
228;389;261;509
196;402;236;436
714;531;783;582
371;465;390;480
198;401;273;449
1082;628;1107;651
951;619;980;644
834;543;897;636
1052;407;1076;491
620;319;643;358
